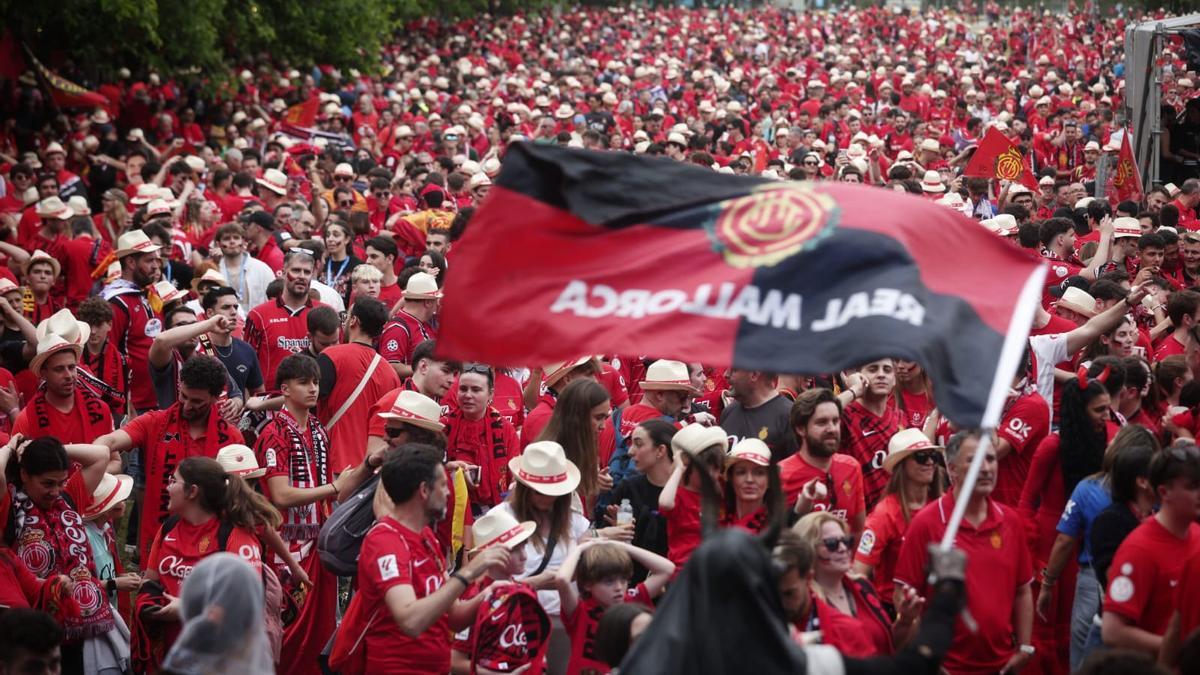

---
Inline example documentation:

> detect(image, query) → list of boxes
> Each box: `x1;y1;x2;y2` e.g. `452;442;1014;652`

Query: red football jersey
840;400;901;510
245;297;320;389
1103;518;1200;636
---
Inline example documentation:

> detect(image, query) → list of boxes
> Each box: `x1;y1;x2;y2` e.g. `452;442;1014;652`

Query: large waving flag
963;127;1041;191
439;144;1046;428
23;46;109;110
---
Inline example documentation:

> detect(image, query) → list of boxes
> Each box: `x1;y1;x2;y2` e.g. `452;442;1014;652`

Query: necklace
214;342;234;358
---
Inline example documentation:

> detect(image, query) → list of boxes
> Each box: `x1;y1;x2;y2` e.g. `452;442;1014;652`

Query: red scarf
30;383;111;443
10;485;115;641
444;407;510;507
139;405;237;552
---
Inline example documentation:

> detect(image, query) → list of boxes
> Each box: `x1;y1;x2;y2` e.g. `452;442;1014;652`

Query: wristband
450;571;471;588
330;481;339;499
106;578;117;594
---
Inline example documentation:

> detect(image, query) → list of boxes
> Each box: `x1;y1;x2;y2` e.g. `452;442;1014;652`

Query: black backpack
317;472;380;577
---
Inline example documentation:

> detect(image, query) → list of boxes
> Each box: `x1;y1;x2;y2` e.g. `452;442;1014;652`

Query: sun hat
920;170;945;193
152;280;188;305
35;196;73;220
1112;216;1142;239
22;250;61;279
640;360;699;393
1057;286;1098;318
543;357;596;388
216;444;266;479
508;441;581;496
115;229;163;258
471;509;536;551
726;438;772;468
377;390;446;432
403;272;442;300
84;473;134;520
672;423;729;459
35;308;90;346
881;429;943;473
255;168;289;196
30;334;82;374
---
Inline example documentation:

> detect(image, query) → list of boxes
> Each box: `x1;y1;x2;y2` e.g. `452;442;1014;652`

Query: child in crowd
658;424;727;567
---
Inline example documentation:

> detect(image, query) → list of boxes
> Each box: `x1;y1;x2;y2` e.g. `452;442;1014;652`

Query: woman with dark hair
0;434;121;675
1020;362;1119;675
133;456;267;674
606;419;674;582
416;249;447;287
1035;426;1159;670
721;438;778;534
536;378;613;509
892;360;933;429
595;603;654;669
320;220;363;304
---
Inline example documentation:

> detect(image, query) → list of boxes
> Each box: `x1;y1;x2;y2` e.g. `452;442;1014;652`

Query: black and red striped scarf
266;408;330;542
79;339;128;415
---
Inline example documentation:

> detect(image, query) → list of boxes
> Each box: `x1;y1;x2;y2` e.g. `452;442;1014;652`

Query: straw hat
84;473;134;520
23;250;61;279
1112;216;1142;239
67;196;90;217
1057;287;1097;318
471;509;536;551
152;280;188;305
130;183;159;206
640;359;698;393
377;390;446;431
145;199;172;219
920;170;945;193
508;441;581;496
985;214;1019;237
881;429;943;473
216;444;266;479
115;230;162;258
43;142;65;156
30;334;82;374
402;272;442;301
0;278;18;296
543;356;596;388
256;168;289;196
672;423;729;459
35;308;90;347
35;196;73;220
726;438;772;468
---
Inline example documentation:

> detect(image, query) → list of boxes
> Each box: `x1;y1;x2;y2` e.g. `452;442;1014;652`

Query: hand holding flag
963;127;1041;191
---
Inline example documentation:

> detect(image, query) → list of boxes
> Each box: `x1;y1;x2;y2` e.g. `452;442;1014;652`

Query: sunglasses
337;200;354;207
1166;445;1200;462
462;363;491;376
820;536;855;553
910;450;943;466
373;192;390;199
334;175;352;182
803;161;818;166
385;426;406;439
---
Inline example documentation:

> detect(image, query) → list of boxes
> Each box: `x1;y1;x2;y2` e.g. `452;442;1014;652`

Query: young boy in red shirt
556;540;675;675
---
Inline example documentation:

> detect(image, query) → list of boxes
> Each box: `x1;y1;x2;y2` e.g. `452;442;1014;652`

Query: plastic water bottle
616;499;634;526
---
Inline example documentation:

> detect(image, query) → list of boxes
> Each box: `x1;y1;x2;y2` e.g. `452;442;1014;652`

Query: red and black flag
963;127;1040;191
439;144;1046;428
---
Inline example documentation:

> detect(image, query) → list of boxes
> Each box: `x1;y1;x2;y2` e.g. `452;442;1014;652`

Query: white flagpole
939;262;1047;551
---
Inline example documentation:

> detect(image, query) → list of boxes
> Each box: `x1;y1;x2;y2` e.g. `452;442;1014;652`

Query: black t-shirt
1089;502;1142;588
210;338;264;395
0;326;27;374
720;395;798;461
610;475;667;584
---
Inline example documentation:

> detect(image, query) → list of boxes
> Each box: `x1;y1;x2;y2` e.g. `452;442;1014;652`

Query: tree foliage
0;0;406;78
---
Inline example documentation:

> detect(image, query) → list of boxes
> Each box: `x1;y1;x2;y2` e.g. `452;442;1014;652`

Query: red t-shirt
894;494;1033;674
107;287;161;411
1103;517;1200;636
618;402;667;439
12;395;114;444
840;400;901;510
317;343;401;471
256;236;284;273
1178;551;1200;642
1041;255;1082;308
854;492;908;602
146;517;262;597
59;236;109;310
1018;433;1069;564
662;485;703;568
563;584;652;675
0;550;45;609
596;363;629;408
244;297;320;390
377;282;404;312
812;579;893;658
378;310;437;365
896;388;933;430
779;452;865;525
359;517;451;674
1154;334;1187;363
994;392;1050;507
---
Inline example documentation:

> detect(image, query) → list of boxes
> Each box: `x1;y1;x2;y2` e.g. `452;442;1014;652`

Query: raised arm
554;539;597;619
65;443;113;494
1063;283;1148;355
615;540;675;597
150;315;229;368
658;451;687;512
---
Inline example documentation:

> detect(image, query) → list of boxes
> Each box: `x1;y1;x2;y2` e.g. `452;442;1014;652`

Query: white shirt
219;253;275;312
488;500;590;617
310;279;345;314
1029;332;1070;423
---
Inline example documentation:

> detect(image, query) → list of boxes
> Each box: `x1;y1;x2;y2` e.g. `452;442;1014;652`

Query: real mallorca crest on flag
1106;131;1144;205
963;127;1041;192
284;97;319;128
439;143;1048;429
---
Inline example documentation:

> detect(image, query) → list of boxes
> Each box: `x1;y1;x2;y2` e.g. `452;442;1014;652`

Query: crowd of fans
0;3;1199;675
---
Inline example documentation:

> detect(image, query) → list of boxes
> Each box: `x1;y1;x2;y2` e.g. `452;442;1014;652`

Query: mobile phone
467;466;481;484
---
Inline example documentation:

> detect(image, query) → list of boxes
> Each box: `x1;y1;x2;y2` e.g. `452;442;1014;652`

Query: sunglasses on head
462;363;491;376
820;536;854;553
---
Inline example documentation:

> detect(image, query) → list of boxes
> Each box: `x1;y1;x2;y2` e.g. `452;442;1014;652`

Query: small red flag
1106;131;1143;205
284;97;319;128
963;127;1040;191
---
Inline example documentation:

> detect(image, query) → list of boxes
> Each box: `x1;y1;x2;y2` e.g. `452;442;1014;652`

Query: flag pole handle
938;429;994;551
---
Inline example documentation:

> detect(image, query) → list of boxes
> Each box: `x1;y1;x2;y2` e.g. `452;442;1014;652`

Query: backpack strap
217;519;235;552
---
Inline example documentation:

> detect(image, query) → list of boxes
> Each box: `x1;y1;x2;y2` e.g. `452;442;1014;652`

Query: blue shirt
1056;477;1112;564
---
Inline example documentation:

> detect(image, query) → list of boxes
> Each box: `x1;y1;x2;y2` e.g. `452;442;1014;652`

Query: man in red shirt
840;358;902;510
522;357;600;447
245;248;322;388
992;371;1051;507
895;430;1034;675
1101;444;1200;655
13;332;113;443
617;359;696;438
243;210;285;273
780;388;866;534
1155;290;1200;362
365;236;404;310
379;272;440;379
353;445;508;673
316;297;401;471
1039;217;1111;307
95;355;242;552
1169;178;1199;229
103;230;163;413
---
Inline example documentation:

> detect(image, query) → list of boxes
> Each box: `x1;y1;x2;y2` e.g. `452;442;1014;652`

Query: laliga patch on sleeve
1108;575;1134;603
378;554;399;581
857;530;876;556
